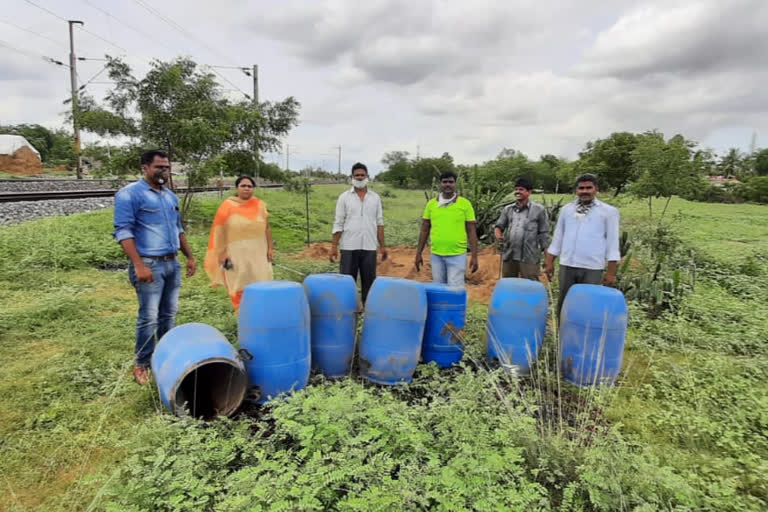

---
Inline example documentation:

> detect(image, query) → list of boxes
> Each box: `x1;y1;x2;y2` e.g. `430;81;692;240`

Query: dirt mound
293;243;547;303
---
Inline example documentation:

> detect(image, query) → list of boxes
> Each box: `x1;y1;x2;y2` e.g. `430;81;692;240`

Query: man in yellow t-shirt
414;171;479;287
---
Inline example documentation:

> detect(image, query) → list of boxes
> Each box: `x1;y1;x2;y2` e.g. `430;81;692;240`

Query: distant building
706;175;742;187
0;135;43;175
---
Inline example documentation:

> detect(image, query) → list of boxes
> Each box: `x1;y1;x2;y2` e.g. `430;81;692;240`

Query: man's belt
141;253;177;261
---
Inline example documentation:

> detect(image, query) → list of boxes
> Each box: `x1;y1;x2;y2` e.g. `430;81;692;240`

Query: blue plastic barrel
303;273;358;377
238;281;311;402
151;323;248;418
486;278;548;375
421;283;466;367
359;277;427;384
559;284;627;386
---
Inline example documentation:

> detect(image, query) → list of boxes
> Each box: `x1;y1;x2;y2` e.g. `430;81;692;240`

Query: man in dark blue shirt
113;150;196;385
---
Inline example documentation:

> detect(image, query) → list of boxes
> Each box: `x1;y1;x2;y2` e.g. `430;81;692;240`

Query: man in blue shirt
545;173;620;316
113;150;196;385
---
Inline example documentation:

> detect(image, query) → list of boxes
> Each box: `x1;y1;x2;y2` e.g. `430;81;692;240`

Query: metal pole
252;64;259;180
337;145;341;174
286;144;290;171
68;20;84;180
305;183;310;245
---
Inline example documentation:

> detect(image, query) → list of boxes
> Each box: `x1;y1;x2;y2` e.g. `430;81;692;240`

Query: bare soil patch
292;243;549;303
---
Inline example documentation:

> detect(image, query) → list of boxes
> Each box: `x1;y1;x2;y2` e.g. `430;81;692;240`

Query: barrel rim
168;356;248;417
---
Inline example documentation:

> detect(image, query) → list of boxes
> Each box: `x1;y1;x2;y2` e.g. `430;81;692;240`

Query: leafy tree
718;147;746;179
753;148;768;176
578;132;639;196
78;56;300;215
631;132;701;217
0;124;74;164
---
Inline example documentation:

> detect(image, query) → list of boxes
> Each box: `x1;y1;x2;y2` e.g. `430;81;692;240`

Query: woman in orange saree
204;176;274;310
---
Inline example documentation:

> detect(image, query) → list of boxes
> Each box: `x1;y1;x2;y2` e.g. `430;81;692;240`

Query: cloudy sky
1;0;767;173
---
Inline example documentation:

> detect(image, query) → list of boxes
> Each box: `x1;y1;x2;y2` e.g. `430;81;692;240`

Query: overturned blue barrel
559;284;627;386
359;277;427;385
486;278;548;375
303;273;358;377
421;283;466;367
238;281;311;403
151;323;248;418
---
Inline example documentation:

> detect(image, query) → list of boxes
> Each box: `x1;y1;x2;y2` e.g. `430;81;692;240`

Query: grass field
0;184;766;511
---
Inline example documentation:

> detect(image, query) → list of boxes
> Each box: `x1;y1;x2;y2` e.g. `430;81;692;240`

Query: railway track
0;184;284;203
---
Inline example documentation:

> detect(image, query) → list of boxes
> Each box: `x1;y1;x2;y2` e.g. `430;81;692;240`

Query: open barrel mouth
172;360;248;419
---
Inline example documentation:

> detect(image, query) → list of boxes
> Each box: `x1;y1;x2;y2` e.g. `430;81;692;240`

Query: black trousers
340;250;377;304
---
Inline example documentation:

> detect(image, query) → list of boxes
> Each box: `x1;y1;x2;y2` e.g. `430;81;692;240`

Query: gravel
0;179;131;193
0;197;115;225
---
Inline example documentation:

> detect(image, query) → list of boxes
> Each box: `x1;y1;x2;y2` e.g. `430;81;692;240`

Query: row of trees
376;131;768;205
0;124;75;165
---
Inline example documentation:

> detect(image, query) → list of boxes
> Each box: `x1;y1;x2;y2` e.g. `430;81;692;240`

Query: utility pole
416;144;420;161
336;145;342;174
252;64;260;180
285;144;290;171
68;20;84;180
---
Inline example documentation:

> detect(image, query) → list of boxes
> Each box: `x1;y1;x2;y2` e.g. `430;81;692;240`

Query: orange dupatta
203;196;273;309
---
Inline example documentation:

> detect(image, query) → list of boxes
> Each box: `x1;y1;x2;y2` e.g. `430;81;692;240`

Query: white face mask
352;178;368;189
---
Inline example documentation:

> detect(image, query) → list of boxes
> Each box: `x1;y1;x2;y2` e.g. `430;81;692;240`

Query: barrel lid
365;277;427;321
303;273;357;313
422;282;467;303
561;284;627;328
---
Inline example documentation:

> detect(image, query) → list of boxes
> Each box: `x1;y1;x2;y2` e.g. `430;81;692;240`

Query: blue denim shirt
113;178;184;256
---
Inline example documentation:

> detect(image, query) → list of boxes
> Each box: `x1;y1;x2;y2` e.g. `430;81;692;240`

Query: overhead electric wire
0;38;67;67
130;0;232;64
80;0;175;54
22;0;127;53
0;18;64;46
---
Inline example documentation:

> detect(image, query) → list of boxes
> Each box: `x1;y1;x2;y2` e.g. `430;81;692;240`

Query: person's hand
544;261;555;280
494;229;504;243
414;253;423;272
186;258;197;278
329;244;338;263
469;255;479;273
380;248;388;262
267;248;274;263
135;264;153;283
603;271;616;287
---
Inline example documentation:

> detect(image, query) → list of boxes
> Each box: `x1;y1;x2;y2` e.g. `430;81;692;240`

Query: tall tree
631;132;700;218
78;56;300;213
753;148;768;176
579;132;639;196
717;147;746;179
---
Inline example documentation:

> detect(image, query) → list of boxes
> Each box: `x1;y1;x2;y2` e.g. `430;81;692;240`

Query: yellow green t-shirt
422;196;476;256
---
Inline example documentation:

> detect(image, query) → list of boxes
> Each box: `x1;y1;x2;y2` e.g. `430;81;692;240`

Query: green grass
0;186;766;510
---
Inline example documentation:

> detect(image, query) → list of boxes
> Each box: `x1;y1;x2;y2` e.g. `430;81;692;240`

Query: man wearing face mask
113;150;196;385
494;178;549;280
331;162;387;304
545;173;620;316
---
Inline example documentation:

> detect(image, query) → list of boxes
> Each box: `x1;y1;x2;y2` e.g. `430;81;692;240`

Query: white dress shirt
332;188;384;251
547;198;620;270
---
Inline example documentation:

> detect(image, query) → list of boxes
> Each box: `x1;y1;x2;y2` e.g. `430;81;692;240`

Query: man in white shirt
545;173;620;316
330;162;388;304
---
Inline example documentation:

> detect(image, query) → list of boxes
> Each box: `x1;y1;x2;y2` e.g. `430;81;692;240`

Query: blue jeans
430;253;467;287
128;257;181;367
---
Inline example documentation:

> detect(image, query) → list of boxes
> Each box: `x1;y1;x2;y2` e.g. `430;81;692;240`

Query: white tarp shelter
0;134;41;158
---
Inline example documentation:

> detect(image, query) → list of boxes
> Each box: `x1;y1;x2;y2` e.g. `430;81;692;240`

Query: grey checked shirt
495;200;549;264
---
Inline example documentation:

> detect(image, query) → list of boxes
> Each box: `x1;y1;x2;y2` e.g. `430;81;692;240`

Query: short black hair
351;162;368;175
514;177;533;190
440;171;457;181
575;173;599;187
235;175;256;187
140;149;168;166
